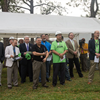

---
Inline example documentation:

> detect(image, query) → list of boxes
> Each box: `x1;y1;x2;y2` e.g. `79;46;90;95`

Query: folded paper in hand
47;55;52;61
60;55;65;61
12;56;22;62
94;56;99;63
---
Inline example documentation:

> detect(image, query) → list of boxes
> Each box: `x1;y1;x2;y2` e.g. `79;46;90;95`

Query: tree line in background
0;0;100;18
0;0;66;15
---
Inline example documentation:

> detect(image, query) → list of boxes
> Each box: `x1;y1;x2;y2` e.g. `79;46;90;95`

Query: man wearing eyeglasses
66;32;83;78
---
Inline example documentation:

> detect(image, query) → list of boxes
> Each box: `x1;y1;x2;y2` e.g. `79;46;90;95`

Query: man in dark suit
88;31;100;84
0;42;5;86
19;36;33;83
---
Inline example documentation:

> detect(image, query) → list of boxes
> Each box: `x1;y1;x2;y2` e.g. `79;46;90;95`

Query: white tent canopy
0;12;100;38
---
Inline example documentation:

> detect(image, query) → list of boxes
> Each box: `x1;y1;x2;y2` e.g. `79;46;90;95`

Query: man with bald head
88;30;100;84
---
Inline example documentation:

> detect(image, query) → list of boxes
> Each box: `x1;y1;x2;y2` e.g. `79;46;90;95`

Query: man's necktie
27;44;29;51
13;47;16;55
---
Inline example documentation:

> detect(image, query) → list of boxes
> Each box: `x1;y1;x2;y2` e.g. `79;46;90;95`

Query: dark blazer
88;39;100;60
0;42;5;63
19;43;33;65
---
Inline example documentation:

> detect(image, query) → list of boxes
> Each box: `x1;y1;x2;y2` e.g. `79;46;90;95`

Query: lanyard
95;40;99;48
95;40;99;53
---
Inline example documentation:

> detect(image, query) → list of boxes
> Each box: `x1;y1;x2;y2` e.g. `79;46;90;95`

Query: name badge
96;49;98;52
58;43;59;45
41;56;43;58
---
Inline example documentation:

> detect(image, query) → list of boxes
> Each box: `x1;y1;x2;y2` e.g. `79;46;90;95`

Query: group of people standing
0;30;100;89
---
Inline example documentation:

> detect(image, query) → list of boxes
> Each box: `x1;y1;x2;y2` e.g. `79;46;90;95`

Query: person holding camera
80;38;88;72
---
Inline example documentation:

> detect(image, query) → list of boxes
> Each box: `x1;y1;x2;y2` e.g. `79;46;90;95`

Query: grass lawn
0;67;100;100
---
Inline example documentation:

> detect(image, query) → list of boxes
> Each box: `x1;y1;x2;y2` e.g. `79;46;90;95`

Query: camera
79;39;85;48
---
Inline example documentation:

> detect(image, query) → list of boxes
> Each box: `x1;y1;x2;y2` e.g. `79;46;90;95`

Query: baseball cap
9;36;14;40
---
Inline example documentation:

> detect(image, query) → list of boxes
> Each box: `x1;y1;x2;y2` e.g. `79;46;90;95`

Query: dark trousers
80;54;88;71
49;59;53;76
21;61;33;83
46;61;50;79
59;59;71;80
69;57;83;77
53;63;66;85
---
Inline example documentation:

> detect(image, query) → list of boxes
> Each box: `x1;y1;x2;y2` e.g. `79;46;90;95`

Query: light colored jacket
5;45;20;67
66;39;79;59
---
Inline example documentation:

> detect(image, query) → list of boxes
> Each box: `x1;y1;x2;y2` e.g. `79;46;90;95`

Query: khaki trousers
88;60;100;83
7;62;18;87
0;62;3;85
33;60;46;87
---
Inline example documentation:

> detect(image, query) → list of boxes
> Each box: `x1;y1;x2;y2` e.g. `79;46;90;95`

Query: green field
0;67;100;100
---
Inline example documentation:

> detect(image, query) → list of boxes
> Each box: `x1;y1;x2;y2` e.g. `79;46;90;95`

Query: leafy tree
0;0;67;15
37;0;66;15
0;0;24;12
13;0;67;15
66;0;100;18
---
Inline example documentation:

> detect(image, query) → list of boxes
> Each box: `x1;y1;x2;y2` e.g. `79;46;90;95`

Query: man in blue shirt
39;34;51;82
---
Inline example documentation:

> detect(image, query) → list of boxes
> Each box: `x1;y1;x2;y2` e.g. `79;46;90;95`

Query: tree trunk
30;0;34;14
1;0;9;48
1;0;8;12
90;0;98;17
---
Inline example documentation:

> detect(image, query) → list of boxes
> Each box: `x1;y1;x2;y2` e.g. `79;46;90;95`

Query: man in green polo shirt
51;31;68;87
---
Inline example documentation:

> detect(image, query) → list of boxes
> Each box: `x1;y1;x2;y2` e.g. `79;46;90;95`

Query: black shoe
60;83;65;85
53;84;56;87
46;78;50;82
79;75;83;78
71;76;74;78
30;80;33;82
21;80;26;83
33;87;37;90
8;87;12;89
42;84;49;88
67;79;72;81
